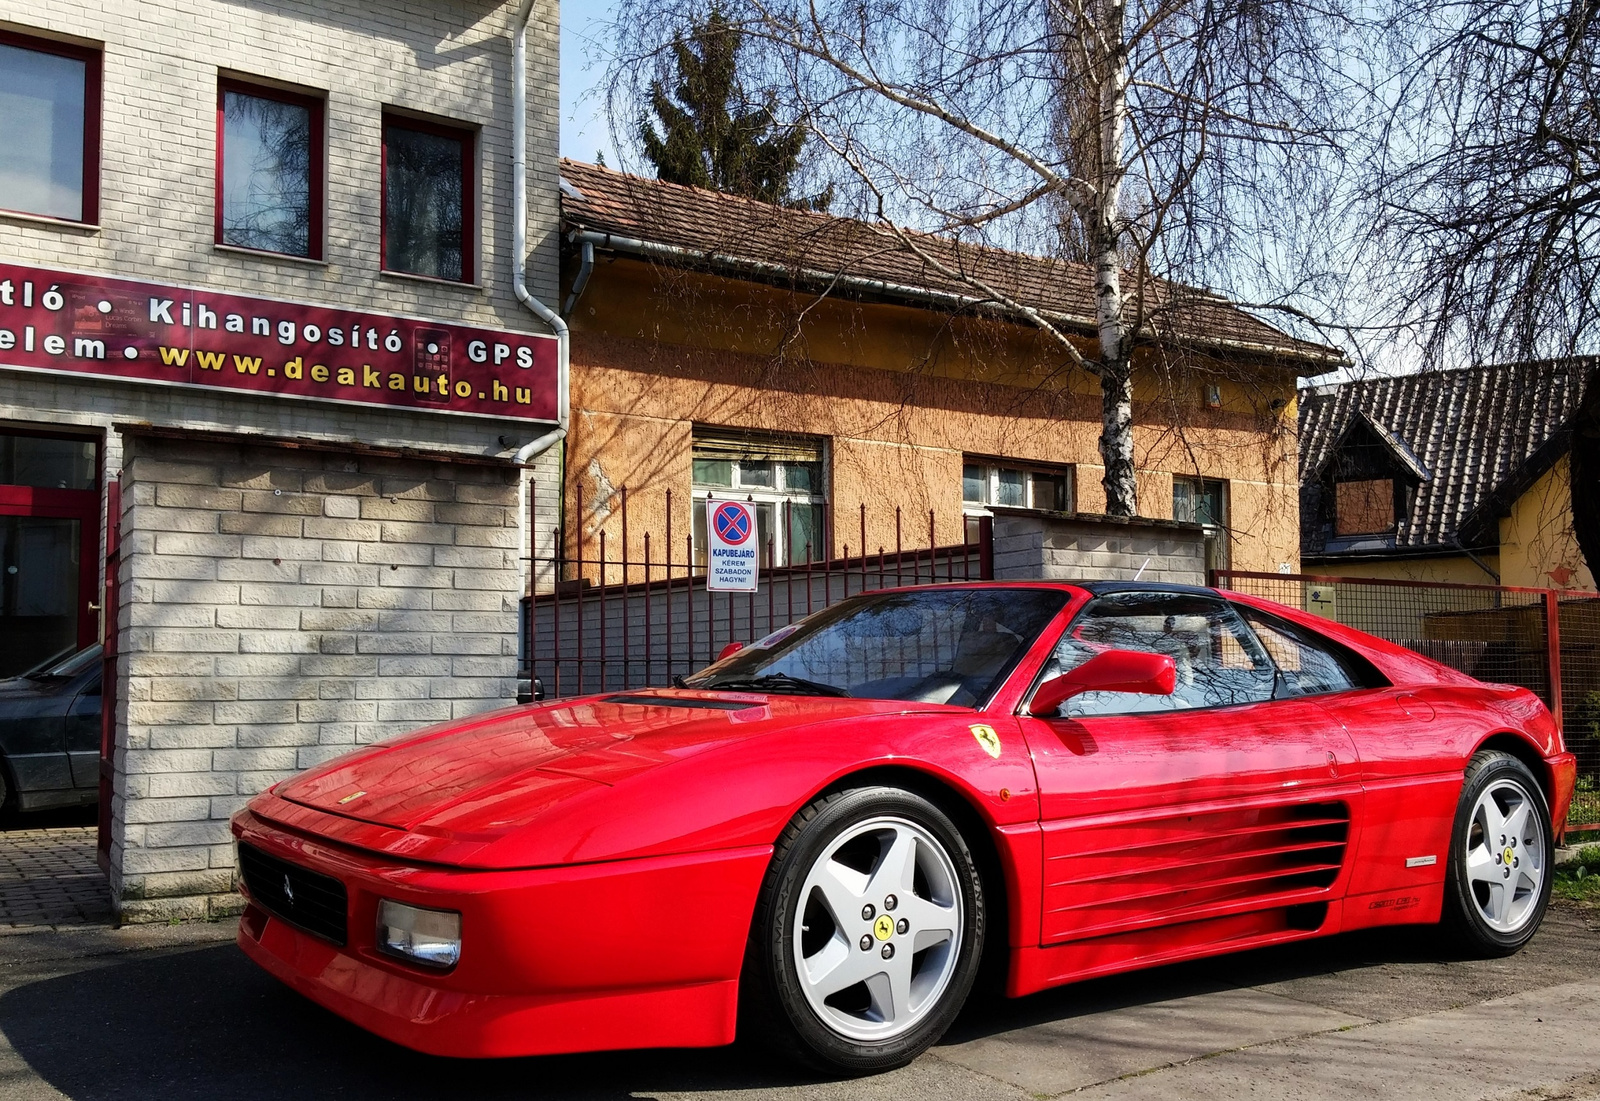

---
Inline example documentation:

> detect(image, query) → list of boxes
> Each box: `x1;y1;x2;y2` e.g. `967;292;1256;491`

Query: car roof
1077;581;1222;598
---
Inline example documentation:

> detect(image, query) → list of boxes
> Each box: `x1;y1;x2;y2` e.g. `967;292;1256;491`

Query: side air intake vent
1043;801;1351;942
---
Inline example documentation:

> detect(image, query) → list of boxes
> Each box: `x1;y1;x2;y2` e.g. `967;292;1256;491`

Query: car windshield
686;588;1069;705
24;643;103;680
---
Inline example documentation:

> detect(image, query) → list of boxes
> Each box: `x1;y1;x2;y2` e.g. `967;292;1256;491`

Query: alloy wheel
792;815;963;1043
1463;777;1546;934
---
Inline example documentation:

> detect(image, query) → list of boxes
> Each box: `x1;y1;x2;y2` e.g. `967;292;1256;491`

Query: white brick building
0;0;564;920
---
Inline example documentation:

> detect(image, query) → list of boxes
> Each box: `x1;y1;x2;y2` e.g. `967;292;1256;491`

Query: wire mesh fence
521;485;994;697
1215;570;1600;831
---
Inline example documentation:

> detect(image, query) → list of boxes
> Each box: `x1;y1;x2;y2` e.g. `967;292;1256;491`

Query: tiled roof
1299;359;1595;555
558;159;1340;366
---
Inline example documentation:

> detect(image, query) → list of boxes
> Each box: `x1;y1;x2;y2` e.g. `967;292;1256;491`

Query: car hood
274;690;934;840
0;676;61;702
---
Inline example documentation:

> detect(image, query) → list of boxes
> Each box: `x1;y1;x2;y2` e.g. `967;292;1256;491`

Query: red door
0;431;101;679
1017;590;1363;950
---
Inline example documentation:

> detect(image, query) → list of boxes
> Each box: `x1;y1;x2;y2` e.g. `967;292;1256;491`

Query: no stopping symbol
713;502;752;545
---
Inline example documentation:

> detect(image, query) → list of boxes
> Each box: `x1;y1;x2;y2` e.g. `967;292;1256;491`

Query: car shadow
0;942;825;1101
0;924;1508;1100
942;922;1447;1043
0;805;96;832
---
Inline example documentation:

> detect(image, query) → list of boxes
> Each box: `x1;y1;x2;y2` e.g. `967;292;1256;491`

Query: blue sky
560;0;619;165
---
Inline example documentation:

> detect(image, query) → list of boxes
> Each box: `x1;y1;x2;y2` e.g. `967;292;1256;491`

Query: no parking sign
706;500;759;591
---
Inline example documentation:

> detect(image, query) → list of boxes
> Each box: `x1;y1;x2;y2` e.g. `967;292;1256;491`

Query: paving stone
0;827;113;930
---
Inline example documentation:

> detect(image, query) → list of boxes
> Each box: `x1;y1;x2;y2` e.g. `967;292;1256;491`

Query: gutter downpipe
512;0;568;466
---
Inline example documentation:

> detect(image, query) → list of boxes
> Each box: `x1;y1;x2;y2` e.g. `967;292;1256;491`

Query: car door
1234;604;1463;913
1017;590;1364;946
65;665;101;791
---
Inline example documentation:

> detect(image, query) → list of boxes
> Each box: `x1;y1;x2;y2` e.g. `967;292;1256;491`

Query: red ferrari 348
232;582;1575;1074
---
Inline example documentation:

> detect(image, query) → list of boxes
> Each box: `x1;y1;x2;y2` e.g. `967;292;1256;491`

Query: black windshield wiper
699;673;851;698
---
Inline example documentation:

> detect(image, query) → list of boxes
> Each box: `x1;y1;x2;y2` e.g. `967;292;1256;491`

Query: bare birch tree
609;0;1363;515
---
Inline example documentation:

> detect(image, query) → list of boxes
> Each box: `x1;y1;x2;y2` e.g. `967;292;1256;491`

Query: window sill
379;269;483;290
0;209;100;233
213;243;330;268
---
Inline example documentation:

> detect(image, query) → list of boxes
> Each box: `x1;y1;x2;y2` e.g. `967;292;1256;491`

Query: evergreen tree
639;9;831;210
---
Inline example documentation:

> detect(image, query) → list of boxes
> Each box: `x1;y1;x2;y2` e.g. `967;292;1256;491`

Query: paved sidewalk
0;903;1593;1100
0;824;112;931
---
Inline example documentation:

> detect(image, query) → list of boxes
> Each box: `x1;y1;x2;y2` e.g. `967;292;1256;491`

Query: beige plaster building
1299;359;1596;590
555;160;1337;584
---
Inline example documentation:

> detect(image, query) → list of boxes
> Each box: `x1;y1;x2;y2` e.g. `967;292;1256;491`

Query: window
687;588;1069;705
0;32;100;223
217;80;323;258
1234;605;1366;696
1038;591;1276;717
963;460;1071;513
692;429;826;567
383;115;474;281
1334;478;1395;536
1173;476;1228;574
0;431;97;490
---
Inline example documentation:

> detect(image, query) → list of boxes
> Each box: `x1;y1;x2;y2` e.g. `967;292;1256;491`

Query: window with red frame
217;80;324;258
382;115;474;282
0;31;101;224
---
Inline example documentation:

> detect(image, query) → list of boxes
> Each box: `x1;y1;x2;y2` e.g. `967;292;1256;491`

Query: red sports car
231;582;1575;1074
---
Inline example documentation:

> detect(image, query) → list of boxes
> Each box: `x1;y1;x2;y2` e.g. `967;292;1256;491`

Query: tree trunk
1098;358;1137;516
1571;368;1600;581
1091;0;1135;517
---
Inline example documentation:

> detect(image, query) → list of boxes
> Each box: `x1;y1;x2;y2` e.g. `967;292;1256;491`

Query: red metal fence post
1545;588;1564;729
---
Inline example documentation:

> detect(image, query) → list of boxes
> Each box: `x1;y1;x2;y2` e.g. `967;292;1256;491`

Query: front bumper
231;808;770;1058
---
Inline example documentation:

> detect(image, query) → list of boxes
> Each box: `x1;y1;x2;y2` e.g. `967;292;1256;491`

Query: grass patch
1554;844;1600;904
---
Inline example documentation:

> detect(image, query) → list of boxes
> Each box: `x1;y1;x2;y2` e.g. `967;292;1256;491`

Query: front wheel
1441;750;1553;956
745;787;984;1075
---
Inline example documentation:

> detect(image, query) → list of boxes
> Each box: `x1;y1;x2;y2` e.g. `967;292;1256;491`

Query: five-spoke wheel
747;788;984;1074
1444;750;1553;955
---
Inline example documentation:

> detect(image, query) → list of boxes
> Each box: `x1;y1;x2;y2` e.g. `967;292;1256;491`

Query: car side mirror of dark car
1028;650;1177;717
516;677;544;705
717;641;745;661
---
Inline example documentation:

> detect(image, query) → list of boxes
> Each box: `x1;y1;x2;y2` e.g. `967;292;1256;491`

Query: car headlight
376;899;461;969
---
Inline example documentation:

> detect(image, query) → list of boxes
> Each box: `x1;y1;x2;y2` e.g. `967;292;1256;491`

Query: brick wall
115;433;522;921
990;510;1207;585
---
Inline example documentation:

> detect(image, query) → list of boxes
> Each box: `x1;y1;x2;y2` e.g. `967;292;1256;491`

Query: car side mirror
717;642;745;661
516;677;544;705
1028;649;1177;717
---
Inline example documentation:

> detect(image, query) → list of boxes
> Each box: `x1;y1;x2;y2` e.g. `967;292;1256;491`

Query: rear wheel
745;787;984;1075
1442;750;1552;956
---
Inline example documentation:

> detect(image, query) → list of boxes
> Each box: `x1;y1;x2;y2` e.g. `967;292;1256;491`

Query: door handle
87;601;102;612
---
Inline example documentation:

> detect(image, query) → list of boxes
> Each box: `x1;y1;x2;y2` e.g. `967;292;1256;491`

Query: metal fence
1214;570;1600;832
522;487;994;697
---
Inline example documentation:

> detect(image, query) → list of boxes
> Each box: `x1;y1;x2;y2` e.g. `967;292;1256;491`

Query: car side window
1042;592;1278;718
1234;605;1359;696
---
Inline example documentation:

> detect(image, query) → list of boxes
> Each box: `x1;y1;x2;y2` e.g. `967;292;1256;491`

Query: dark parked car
0;644;101;812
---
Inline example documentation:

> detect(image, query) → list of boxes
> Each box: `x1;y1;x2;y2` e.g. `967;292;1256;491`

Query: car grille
238;842;349;946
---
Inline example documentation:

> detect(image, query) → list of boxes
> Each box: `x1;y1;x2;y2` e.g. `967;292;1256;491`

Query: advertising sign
0;263;558;422
706;499;759;592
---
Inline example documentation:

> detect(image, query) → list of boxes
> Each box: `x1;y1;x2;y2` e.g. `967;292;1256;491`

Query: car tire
743;786;985;1076
1441;750;1553;957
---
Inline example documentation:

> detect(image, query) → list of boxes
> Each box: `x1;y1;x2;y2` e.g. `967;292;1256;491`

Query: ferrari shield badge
970;724;1002;759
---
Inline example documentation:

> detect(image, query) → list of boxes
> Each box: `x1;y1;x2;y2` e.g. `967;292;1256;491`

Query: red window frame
215;78;326;260
380;113;476;283
0;30;101;225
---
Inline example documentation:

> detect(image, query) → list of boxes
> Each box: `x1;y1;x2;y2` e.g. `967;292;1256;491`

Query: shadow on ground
0;915;1593;1101
0;806;96;833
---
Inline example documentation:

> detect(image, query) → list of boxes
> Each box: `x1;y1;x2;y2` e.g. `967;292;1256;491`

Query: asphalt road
0;904;1596;1101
